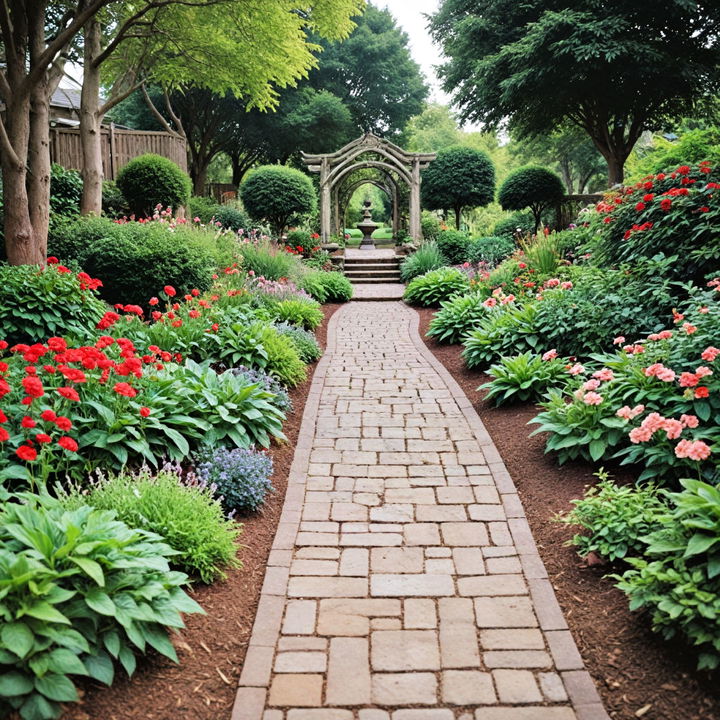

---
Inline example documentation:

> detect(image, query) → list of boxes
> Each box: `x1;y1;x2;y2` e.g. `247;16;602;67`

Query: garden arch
302;132;435;243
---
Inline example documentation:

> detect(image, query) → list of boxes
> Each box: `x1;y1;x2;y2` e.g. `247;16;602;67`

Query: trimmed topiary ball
240;165;317;238
116;153;191;217
498;165;565;232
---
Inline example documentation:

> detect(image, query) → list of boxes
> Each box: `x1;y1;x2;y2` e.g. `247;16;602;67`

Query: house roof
51;87;82;111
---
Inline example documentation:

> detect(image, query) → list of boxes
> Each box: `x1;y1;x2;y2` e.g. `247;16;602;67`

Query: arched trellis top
302;132;436;242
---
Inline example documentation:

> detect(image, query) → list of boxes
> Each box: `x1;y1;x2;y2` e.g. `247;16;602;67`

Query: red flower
660;198;672;211
163;285;177;297
16;445;37;462
21;416;36;429
47;337;67;352
151;311;162;321
191;288;200;296
36;433;52;444
695;386;710;398
55;265;71;274
635;202;646;212
46;256;59;265
97;311;120;330
700;206;710;213
0;427;9;442
40;409;57;422
58;436;78;452
0;410;6;423
149;297;159;306
56;387;80;401
113;382;137;398
139;406;151;418
22;376;44;398
55;416;72;431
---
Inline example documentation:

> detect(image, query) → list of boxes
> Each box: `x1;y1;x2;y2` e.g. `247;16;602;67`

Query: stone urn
357;199;379;249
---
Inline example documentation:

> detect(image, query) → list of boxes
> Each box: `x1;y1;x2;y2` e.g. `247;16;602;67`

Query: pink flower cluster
644;363;676;382
675;439;712;461
628;412;710;461
542;349;558;361
616;404;645;420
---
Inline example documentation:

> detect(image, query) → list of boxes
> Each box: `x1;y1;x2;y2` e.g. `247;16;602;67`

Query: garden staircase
343;253;402;284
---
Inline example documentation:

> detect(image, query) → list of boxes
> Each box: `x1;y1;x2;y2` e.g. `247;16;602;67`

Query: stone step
344;256;400;265
345;270;402;279
347;276;403;284
344;264;401;272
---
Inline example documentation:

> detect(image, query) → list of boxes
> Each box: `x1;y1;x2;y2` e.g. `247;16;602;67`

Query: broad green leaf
2;622;34;659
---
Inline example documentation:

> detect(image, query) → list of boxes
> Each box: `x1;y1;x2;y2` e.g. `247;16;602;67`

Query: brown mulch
62;304;342;720
415;306;720;720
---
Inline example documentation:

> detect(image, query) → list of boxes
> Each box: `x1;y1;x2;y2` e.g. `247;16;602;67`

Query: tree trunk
454;206;461;230
2;94;36;264
27;83;52;262
193;162;209;196
605;155;624;186
80;19;104;215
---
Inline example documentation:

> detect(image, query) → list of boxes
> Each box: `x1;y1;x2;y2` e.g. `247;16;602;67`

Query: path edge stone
404;304;610;720
230;307;343;720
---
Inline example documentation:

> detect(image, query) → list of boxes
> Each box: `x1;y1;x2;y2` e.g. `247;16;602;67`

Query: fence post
108;122;117;180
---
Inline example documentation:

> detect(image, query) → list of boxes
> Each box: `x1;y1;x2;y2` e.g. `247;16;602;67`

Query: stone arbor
302;132;436;243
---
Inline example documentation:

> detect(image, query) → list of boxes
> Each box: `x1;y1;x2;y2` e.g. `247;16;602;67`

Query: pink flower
568;363;585;376
629;427;653;443
696;366;713;378
675;439;712;461
662;418;684;440
680;414;699;429
483;297;497;308
542;349;558;361
679;372;699;387
682;322;697;335
698;306;709;314
658;330;673;340
616;404;645;420
583;392;603;405
656;367;676;382
560;281;573;290
501;294;515;304
582;379;601;391
701;346;720;362
593;368;614;382
545;278;560;288
613;336;625;345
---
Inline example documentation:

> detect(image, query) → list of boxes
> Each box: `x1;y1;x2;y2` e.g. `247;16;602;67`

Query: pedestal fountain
357;198;379;249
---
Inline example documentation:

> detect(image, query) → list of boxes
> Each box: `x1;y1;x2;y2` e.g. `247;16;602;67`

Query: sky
379;0;449;104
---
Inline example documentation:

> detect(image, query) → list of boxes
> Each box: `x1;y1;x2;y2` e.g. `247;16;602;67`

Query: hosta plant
400;241;446;282
0;492;202;720
480;352;568;406
272;298;323;331
616;479;720;670
426;293;489;344
403;267;470;307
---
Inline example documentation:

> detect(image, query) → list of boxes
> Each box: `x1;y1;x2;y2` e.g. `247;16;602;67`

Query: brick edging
404;303;610;720
230;305;346;720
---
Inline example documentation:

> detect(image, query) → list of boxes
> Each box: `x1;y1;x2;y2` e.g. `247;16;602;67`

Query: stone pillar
320;158;331;243
391;184;400;241
333;188;341;237
409;158;422;241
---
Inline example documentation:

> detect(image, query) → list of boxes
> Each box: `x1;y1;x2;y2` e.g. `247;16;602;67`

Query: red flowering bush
0;263;106;345
284;229;321;258
531;287;720;484
588;161;720;282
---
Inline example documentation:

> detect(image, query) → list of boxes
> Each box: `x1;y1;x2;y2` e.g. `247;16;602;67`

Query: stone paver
231;302;608;720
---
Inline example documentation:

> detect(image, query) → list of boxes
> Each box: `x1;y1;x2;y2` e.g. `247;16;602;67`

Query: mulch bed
62;304;342;720
415;307;720;720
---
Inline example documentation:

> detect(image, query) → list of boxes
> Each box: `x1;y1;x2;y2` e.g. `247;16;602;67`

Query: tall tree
0;0;364;264
308;3;428;137
429;0;720;184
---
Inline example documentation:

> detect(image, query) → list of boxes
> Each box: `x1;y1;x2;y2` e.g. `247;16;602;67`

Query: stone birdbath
357;198;379;249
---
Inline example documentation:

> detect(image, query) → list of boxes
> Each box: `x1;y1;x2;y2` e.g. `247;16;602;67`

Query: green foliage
60;469;240;584
421;211;441;241
274;322;322;363
586;163;720;284
213;205;251;232
101;181;128;219
493;212;535;240
188;196;219;224
466;235;515;266
421;146;495;228
480;352;568;406
240;165;317;238
616;479;720;670
518;232;562;275
273;299;323;330
298;271;353;303
238;239;299;281
258;325;307;387
116;154;191;217
82;226;216;307
0;493;202;720
629;128;720;180
462;303;541;370
426;293;489;344
0;264;106;345
403;267;470;307
562;477;667;561
400;242;446;282
435;229;470;264
499;166;565;230
49;164;82;218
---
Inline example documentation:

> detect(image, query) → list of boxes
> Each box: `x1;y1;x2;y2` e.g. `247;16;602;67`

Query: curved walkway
232;302;608;720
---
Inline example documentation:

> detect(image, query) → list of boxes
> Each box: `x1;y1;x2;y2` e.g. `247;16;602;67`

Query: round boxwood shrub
498;166;565;232
240;165;317;238
82;224;216;306
214;205;251;232
436;229;470;265
116;153;191;217
493;212;535;240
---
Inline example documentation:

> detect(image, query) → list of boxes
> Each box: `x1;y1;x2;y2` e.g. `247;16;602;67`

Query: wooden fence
49;125;188;180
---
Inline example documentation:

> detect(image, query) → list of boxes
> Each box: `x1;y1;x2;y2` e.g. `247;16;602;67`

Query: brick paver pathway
352;284;405;301
232;302;608;720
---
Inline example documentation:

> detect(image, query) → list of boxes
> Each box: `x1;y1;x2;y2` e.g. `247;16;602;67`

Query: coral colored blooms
675;439;712;461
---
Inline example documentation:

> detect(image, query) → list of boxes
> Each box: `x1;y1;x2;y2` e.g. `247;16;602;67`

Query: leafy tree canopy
308;3;429;136
498;165;565;231
429;0;720;184
421;146;495;229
